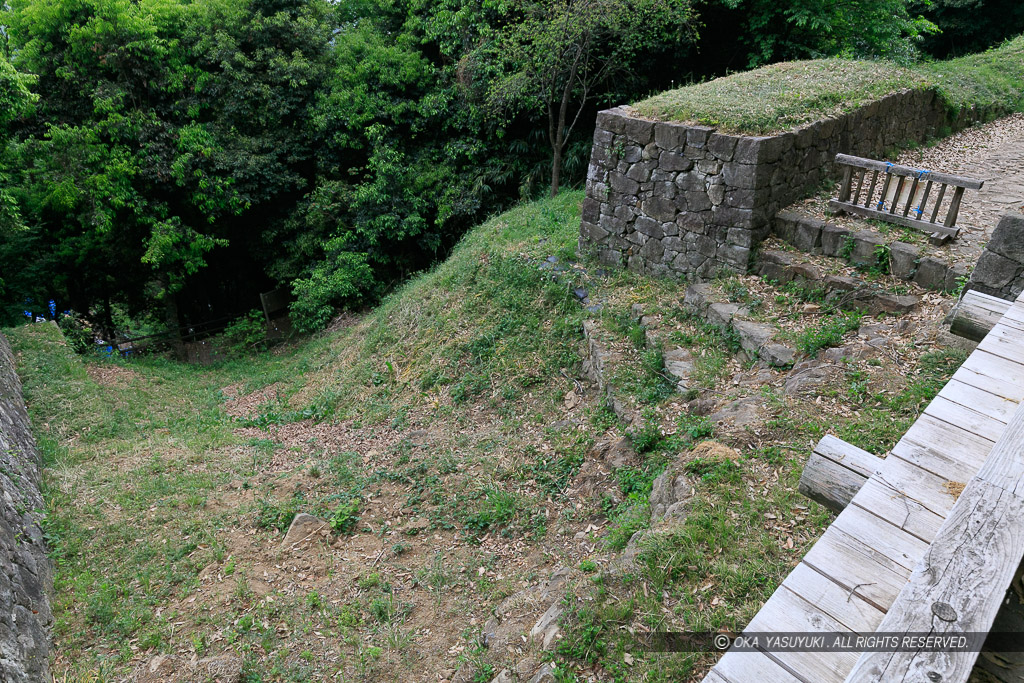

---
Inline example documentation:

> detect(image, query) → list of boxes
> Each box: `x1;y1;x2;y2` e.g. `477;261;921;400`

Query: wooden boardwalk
702;290;1024;683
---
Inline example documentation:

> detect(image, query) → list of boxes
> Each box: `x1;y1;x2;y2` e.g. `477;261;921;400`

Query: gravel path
794;113;1024;269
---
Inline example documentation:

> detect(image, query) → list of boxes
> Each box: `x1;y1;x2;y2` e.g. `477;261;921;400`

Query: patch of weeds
796;311;862;356
327;495;361;534
462;488;520;533
357;572;382;590
685;457;741;484
255;494;303;533
605;497;650;550
839;234;856;261
677;413;714;442
722;278;751;303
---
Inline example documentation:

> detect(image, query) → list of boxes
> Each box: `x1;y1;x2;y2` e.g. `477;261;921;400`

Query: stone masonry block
913;256;949;291
889;241;919;280
793;217;825;253
820;223;852;258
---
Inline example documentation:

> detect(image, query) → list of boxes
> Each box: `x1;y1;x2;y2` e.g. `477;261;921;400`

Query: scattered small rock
130;654;243;683
709;397;762;427
280;513;330;550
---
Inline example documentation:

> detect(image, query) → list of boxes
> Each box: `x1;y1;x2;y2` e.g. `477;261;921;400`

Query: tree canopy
0;0;1016;337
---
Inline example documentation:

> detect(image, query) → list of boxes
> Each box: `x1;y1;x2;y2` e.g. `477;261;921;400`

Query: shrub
289;249;374;334
223;310;266;354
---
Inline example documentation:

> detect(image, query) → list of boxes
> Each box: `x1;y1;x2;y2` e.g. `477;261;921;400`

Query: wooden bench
829;154;984;243
700;288;1024;683
845;399;1024;682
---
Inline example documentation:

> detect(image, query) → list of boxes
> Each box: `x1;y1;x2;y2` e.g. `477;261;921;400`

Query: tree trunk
550;139;563;198
161;277;185;361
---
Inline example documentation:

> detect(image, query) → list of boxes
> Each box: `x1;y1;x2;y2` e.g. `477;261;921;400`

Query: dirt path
898;112;1024;264
796;113;1024;270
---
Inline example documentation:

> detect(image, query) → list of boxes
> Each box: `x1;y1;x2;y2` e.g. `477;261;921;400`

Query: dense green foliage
0;0;1018;336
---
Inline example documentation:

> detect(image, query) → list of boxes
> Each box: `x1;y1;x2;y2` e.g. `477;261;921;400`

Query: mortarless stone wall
578;88;993;278
967;213;1024;300
0;331;52;683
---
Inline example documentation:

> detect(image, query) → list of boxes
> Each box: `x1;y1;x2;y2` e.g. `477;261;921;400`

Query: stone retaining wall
967;213;1024;300
579;88;995;279
0;331;52;683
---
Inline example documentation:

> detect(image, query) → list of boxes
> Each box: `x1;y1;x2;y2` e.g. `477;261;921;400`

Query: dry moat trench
3;185;984;683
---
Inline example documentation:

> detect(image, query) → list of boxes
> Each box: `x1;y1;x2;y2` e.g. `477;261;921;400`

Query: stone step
773;209;967;292
682;282;797;368
754;249;921;316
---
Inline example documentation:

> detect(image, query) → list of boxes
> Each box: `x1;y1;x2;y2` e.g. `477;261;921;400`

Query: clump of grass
923;35;1024;115
795;312;862;356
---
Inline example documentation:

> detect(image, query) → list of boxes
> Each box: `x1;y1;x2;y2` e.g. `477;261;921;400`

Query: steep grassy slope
6;192;967;682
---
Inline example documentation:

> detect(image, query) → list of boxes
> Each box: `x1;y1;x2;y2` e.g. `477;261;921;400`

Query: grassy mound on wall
632;35;1024;134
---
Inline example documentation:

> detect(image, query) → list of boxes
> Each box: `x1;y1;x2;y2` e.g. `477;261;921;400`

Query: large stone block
624;117;655;145
971;251;1023;292
793;217;825;253
913;256;949;291
820;223;852;257
634;216;664;239
654;122;687;151
608;172;640;196
642;196;677;223
986;213;1024;263
849;230;886;267
889;241;919;280
659;152;693;173
708;133;739;162
733;137;762;165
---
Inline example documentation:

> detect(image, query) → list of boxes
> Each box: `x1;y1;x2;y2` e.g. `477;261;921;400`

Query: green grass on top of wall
632;35;1024;134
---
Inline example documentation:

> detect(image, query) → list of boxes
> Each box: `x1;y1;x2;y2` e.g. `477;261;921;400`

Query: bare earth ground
796;112;1024;268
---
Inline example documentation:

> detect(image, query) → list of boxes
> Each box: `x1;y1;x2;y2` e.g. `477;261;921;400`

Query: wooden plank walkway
701;289;1024;683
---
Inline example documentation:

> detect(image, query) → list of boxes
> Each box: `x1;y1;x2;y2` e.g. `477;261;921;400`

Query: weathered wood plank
949;290;1012;341
937;378;1019;426
844;479;1024;683
977;323;1024;366
744;584;858;683
711;651;806;683
834;155;985;190
799;436;883;513
831;504;928;572
803;525;911;610
896;411;994;483
950;364;1024;404
944;185;966;228
930;183;947;223
923;395;1005;443
961;348;1024;391
827;200;960;238
851;468;946;542
703;668;735;683
976;402;1024;497
864;170;879;208
782;563;886;633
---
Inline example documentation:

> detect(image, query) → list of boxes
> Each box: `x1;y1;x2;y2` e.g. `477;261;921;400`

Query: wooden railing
829;154;984;241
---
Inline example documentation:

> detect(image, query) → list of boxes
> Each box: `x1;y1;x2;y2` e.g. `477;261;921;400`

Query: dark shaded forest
0;0;1020;340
